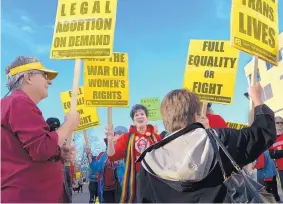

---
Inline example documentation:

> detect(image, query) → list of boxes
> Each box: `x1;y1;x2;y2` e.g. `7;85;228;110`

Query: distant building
244;32;283;117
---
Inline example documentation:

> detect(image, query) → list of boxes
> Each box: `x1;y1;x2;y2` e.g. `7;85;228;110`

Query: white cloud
21;25;33;33
2;12;53;55
20;15;30;22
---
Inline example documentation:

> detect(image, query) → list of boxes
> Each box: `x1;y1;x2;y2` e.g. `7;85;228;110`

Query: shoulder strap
207;129;241;171
136;123;205;162
206;130;227;178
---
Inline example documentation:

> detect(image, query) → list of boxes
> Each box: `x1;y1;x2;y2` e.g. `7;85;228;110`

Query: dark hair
207;103;212;108
46;117;60;131
130;104;148;120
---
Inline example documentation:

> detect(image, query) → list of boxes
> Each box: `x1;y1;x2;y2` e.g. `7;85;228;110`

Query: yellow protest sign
226;122;248;130
84;52;129;107
75;172;81;179
183;40;239;104
140;97;161;121
60;87;100;132
50;0;117;59
231;0;279;66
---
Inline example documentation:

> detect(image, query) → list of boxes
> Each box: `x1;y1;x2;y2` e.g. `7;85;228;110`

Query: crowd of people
1;56;282;203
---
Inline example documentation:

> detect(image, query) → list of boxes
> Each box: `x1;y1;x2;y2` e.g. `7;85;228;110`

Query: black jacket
137;104;276;203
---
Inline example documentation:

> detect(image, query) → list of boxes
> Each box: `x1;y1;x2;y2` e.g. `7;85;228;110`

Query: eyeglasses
31;71;48;79
276;122;283;124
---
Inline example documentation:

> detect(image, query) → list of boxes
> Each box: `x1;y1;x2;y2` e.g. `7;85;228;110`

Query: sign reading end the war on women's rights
183;40;239;105
84;52;129;107
50;0;117;59
231;0;279;66
60;87;100;132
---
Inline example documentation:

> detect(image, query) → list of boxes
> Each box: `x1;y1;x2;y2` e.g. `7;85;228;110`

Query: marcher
86;148;99;203
137;83;276;203
206;103;228;128
269;116;283;188
1;56;79;203
97;126;127;203
78;178;83;194
255;151;281;201
106;104;162;203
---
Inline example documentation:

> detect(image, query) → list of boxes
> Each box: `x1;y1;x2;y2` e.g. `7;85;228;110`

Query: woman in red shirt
105;104;162;203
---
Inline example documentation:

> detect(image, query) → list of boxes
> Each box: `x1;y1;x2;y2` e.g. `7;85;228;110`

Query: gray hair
6;56;40;91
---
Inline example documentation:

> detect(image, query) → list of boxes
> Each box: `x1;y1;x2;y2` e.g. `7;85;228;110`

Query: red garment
270;134;283;170
254;153;265;170
70;163;75;183
108;125;161;173
97;152;116;191
1;90;64;203
207;113;228;128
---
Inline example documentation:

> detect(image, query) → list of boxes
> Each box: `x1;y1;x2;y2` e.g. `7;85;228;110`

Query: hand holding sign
198;116;210;129
65;112;80;131
247;82;263;107
105;125;115;142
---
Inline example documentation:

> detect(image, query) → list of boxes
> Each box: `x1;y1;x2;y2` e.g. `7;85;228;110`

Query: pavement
72;183;99;203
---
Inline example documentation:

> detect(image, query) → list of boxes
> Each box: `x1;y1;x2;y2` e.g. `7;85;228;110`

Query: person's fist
248;82;263;106
198;116;210;129
65;112;80;131
105;125;115;142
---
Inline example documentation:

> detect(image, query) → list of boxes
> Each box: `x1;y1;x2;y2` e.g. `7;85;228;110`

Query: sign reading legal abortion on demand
226;122;248;130
84;52;129;107
60;87;100;132
140;97;162;121
183;40;239;105
50;0;117;59
231;0;279;66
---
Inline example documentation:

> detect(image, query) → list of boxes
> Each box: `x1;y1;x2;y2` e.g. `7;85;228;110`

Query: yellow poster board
226;122;248;130
231;0;279;66
183;40;239;104
60;86;100;132
75;172;81;179
140;97;161;121
84;52;129;107
50;0;117;59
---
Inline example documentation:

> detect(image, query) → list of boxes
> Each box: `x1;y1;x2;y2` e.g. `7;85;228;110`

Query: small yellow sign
84;52;129;107
60;86;100;132
226;122;248;130
50;0;117;59
183;40;239;104
230;0;279;66
76;172;81;179
140;97;161;121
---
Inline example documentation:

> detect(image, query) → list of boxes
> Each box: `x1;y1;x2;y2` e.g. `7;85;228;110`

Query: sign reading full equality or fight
183;40;239;104
231;0;279;65
84;53;129;107
140;97;162;121
50;0;117;59
60;87;100;132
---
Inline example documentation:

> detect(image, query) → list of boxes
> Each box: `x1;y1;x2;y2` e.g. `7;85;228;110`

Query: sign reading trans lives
50;0;117;59
84;52;129;107
183;40;239;105
231;0;279;66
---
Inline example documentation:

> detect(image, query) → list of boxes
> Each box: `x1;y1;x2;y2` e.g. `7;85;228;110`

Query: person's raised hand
65;112;80;131
248;82;263;106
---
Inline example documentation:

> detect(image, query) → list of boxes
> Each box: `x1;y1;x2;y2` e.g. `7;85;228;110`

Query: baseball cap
7;62;58;80
114;126;127;134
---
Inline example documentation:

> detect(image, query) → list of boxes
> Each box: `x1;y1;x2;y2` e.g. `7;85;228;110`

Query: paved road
72;184;92;203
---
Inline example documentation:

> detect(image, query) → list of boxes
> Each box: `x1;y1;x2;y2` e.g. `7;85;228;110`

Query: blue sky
1;0;283;157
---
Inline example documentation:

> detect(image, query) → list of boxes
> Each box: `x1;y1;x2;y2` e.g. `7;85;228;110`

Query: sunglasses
276;122;283;124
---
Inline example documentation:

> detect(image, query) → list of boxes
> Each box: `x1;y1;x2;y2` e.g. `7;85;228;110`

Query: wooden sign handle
65;59;81;167
201;102;208;117
108;107;112;129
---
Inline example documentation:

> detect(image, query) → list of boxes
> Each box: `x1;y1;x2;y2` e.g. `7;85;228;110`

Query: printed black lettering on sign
88;79;126;88
192;82;223;95
60;1;111;16
80;115;92;125
78;109;85;114
188;55;237;68
237;0;276;49
92;91;122;99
